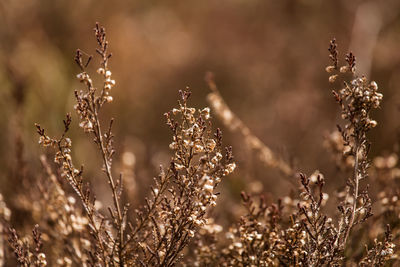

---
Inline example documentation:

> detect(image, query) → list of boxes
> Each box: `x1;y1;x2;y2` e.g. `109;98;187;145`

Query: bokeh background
1;0;400;225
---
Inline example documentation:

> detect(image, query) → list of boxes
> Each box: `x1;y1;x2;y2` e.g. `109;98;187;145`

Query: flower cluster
165;90;235;212
35;113;110;265
7;225;47;266
327;39;382;133
194;192;310;266
360;225;396;266
326;40;379;254
335;77;382;130
187;39;393;267
74;71;95;133
97;68;115;103
74;69;115;133
126;89;235;266
35;115;84;196
74;24;115;134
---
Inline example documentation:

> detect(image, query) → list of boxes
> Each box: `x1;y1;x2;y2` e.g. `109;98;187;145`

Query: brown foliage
1;23;399;267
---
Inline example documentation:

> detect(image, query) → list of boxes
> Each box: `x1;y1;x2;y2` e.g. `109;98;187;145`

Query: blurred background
1;0;400;225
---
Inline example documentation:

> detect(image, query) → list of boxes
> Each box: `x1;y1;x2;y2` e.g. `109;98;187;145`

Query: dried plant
7;225;47;267
2;23;399;267
34;22;122;264
123;89;235;266
4;23;235;266
359;225;395;266
327;38;379;252
191;38;396;266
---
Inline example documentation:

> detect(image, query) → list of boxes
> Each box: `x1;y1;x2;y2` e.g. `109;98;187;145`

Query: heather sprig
35;23;124;265
327;42;381;251
124;89;235;266
31;24;236;266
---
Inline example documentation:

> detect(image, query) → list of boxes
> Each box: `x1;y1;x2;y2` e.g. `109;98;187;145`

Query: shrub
1;23;398;266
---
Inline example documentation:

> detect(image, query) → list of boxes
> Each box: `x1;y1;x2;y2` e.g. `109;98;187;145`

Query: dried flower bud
329;74;338;83
97;68;105;74
224;162;236;175
369;120;377;128
105;96;113;103
194;144;204;153
203;183;214;193
206;139;216;152
325;65;336;73
370;81;378;90
188;230;195;237
340;66;349;73
76;73;84;80
201;107;211;119
169;142;178;150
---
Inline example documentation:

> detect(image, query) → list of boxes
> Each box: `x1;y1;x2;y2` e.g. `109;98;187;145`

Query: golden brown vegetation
1;21;399;266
